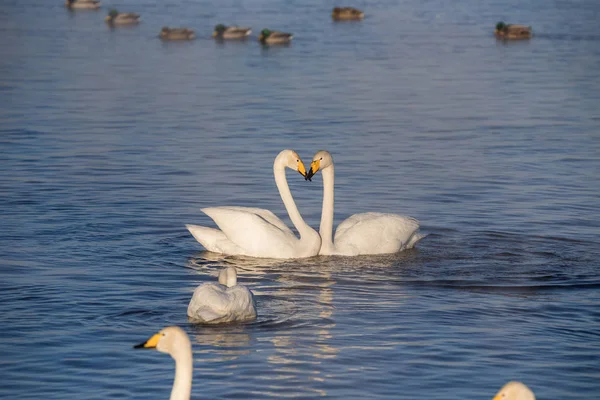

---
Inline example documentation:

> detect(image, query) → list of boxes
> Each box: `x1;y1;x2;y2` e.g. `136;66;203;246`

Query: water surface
1;0;600;398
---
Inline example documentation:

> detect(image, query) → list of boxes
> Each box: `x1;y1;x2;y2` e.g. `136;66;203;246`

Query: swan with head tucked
188;266;257;323
493;381;535;400
306;150;423;256
134;326;192;400
186;149;321;259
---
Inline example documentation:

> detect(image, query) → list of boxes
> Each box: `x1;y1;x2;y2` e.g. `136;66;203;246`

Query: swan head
493;381;535;400
275;149;308;178
134;326;192;361
306;150;332;181
217;266;238;287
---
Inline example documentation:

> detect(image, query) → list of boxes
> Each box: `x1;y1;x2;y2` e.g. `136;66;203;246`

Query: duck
65;0;101;10
212;24;252;39
331;7;364;20
105;9;140;25
134;326;192;400
493;381;536;400
160;27;195;41
259;29;293;44
187;266;257;324
494;21;532;40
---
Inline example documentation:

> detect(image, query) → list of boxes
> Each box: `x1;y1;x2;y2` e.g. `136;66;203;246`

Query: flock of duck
64;0;367;43
65;0;532;41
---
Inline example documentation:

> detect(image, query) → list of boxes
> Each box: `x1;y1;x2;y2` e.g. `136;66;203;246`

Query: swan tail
405;231;426;249
185;224;245;254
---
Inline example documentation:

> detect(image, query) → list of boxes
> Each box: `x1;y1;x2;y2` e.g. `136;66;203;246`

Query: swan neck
170;346;192;400
319;165;335;250
273;162;311;237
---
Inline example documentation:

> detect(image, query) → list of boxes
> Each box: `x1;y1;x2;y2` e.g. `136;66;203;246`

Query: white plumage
187;267;257;323
186;150;321;259
134;326;192;400
307;150;423;256
493;381;536;400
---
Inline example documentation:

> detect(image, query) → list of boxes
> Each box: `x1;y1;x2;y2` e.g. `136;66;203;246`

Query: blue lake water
1;0;600;398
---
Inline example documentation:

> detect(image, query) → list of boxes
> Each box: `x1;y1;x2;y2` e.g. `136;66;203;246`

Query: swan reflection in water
184;249;417;394
265;260;339;395
189;324;252;362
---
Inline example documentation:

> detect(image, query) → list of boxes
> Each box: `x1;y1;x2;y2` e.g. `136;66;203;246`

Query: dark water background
1;0;599;398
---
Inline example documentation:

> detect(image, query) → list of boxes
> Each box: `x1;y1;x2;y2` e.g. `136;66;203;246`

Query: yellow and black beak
134;332;161;349
297;160;307;179
306;159;320;181
212;31;217;37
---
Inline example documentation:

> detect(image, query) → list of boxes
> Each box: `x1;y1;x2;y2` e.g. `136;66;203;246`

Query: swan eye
296;159;299;162
320;157;323;160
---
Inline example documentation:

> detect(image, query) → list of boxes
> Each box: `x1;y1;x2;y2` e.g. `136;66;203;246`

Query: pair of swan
186;149;422;258
187;266;257;323
135;327;536;400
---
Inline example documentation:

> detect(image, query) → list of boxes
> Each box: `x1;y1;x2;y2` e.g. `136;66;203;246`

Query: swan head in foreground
306;150;332;181
275;149;308;179
134;326;193;400
493;381;535;400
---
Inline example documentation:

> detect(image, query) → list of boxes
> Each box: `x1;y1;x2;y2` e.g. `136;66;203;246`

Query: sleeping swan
134;326;192;400
187;266;257;323
493;381;535;400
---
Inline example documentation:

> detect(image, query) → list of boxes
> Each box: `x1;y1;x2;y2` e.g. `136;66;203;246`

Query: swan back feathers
188;267;257;323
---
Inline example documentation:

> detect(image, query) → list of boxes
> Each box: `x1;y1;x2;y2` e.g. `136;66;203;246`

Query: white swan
134;326;192;400
187;266;257;323
186;149;321;259
306;150;423;256
493;381;536;400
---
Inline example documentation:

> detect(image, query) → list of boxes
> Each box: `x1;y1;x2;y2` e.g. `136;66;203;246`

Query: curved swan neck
171;345;192;400
273;162;312;238
319;164;335;252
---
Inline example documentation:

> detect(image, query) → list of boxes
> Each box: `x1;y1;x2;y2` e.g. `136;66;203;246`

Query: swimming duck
160;27;195;40
105;9;140;25
65;0;101;9
331;7;364;20
494;21;532;40
259;29;293;44
213;24;252;39
134;326;192;400
187;266;257;324
493;381;535;400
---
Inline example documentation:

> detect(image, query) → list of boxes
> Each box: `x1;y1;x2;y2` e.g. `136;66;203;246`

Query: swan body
307;150;423;256
188;266;257;323
134;326;192;400
259;29;293;44
493;381;535;400
213;24;252;39
105;9;140;25
187;150;321;259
